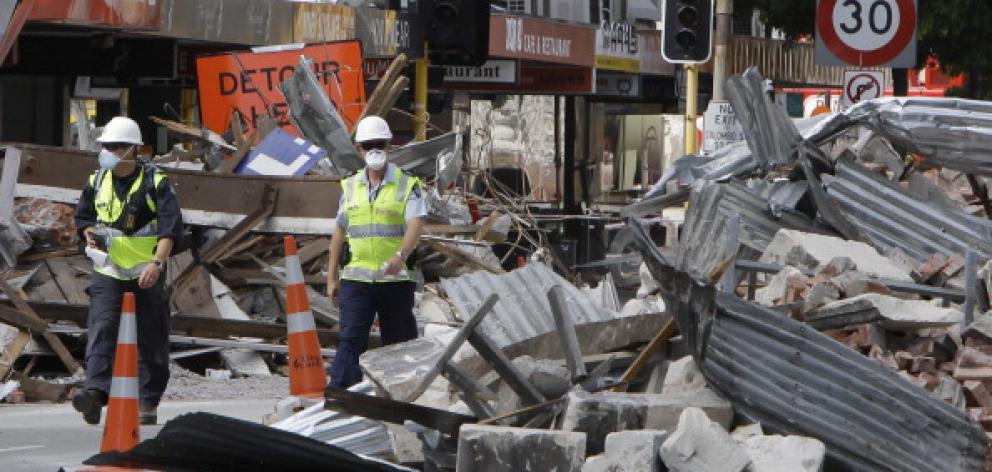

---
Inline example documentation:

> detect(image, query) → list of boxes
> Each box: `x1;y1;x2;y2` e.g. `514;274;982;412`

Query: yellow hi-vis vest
341;166;419;283
89;166;166;280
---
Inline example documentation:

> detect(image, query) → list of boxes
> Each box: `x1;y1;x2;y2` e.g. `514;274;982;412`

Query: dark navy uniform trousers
329;280;418;388
84;272;171;407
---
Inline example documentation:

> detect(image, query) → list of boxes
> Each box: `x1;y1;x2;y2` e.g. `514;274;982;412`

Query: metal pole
413;54;429;141
712;0;733;101
684;64;699;155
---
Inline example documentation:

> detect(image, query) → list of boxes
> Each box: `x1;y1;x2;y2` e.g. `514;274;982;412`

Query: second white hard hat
96;116;143;145
355;116;392;143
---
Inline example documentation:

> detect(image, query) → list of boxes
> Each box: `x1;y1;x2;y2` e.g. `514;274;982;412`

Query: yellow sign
595;55;640;73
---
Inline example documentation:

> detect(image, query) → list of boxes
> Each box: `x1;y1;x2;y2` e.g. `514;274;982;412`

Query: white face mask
98;149;121;170
365;149;387;171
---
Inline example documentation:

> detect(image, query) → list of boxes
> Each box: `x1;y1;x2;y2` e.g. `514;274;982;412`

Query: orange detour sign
283;236;328;397
195;40;366;136
100;292;140;453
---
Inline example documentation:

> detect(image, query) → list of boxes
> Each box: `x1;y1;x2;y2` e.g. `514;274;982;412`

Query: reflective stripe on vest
90;167;166;280
341;166;419;283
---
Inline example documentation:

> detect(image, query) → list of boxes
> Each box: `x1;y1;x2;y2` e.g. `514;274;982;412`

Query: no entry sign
815;0;917;67
841;70;884;107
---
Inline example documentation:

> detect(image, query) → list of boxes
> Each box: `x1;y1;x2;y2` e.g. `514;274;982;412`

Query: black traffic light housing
662;0;715;64
424;0;490;66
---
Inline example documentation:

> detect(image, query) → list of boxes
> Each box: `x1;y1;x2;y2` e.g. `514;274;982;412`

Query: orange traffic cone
100;292;140;453
284;236;327;397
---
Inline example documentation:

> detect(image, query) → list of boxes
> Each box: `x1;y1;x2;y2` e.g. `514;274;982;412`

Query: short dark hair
359;140;388;150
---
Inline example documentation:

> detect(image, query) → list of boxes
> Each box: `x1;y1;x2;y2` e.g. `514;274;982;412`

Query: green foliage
739;0;992;98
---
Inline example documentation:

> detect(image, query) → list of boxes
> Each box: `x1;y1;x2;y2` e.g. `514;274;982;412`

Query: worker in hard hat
326;116;427;388
71;116;184;426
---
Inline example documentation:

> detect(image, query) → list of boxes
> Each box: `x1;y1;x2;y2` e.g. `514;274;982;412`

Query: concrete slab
456;424;585;472
660;407;750;472
742;435;825;472
759;229;912;282
815;293;963;330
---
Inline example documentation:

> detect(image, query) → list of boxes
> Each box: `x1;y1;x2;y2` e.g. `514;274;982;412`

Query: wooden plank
0;326;31;381
324;384;478;437
0;277;81;374
219;110;252;174
611;318;678;392
45;257;88;305
424;239;502;274
467;329;546;406
169;335;334;357
473;211;502;241
11;372;70;402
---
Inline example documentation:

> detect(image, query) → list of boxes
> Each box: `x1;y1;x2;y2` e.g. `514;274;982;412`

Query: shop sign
639;30;676;76
444;60;517;84
489;14;595;67
363;57;393;81
159;0;295;47
596;72;640;97
294;3;355;43
355;7;424;58
196;41;366;136
595;20;640;72
702;100;746;153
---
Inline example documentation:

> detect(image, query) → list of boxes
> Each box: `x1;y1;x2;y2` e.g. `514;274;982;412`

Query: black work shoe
139;403;157;425
72;389;105;425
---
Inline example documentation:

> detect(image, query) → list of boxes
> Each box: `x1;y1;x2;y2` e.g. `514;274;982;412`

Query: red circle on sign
846;73;881;102
817;0;916;66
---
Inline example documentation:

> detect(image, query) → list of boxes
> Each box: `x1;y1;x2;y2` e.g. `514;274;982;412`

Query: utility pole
413;55;428;142
712;0;733;101
684;65;698;155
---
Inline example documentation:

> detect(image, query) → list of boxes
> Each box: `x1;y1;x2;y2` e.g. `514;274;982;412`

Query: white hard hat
96;116;143;145
355;116;392;143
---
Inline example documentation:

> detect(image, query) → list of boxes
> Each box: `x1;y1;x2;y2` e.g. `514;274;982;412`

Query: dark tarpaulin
83;412;408;472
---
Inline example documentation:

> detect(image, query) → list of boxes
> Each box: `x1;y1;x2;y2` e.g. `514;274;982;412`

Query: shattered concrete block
416;292;456;324
831;270;889;298
661;356;707;395
730;423;764;441
818;256;856;277
496;355;571;414
760;229;912;282
637;262;661;298
754;266;805;306
561;389;732;455
962;313;992;344
934;375;967;410
456;424;585;472
583;430;668;472
742;435;826;472
659;407;750;472
964;381;992;408
815;293;963;330
802;282;840;313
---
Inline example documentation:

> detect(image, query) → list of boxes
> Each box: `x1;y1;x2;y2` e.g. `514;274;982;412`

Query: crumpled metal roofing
822;157;992;264
629;220;989;472
388;131;463;190
280;56;365;177
674;180;814;280
440;262;620;349
726;67;802;167
272;381;392;457
810;97;992;175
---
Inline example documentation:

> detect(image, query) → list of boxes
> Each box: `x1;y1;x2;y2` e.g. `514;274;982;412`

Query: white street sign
815;0;917;67
702;101;745;154
443;60;517;84
841;70;884;107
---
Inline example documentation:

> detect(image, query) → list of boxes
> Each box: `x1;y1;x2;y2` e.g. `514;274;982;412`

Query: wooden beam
45;257;88;305
0;277;81;375
611;318;678;392
424;239;502;274
324;384;477;437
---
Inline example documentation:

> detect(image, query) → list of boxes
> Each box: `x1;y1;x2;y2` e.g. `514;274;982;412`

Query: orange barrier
284;236;328;397
100;292;139;453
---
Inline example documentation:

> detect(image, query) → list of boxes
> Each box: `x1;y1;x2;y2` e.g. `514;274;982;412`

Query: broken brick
911;253;949;284
910;357;937;374
964;381;992;408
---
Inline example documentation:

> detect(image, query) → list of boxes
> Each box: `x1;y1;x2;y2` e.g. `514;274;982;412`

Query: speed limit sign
815;0;917;67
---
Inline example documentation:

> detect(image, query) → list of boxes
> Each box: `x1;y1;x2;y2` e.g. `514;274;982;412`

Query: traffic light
662;0;715;64
425;0;490;66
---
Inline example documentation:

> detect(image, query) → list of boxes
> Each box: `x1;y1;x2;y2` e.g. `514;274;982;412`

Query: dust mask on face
365;149;387;171
98;149;121;170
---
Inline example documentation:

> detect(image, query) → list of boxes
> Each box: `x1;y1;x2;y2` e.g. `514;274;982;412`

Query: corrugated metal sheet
823;158;992;264
726;68;802;167
630;221;989;472
440;263;619;349
674;180;814;280
810;97;992;176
